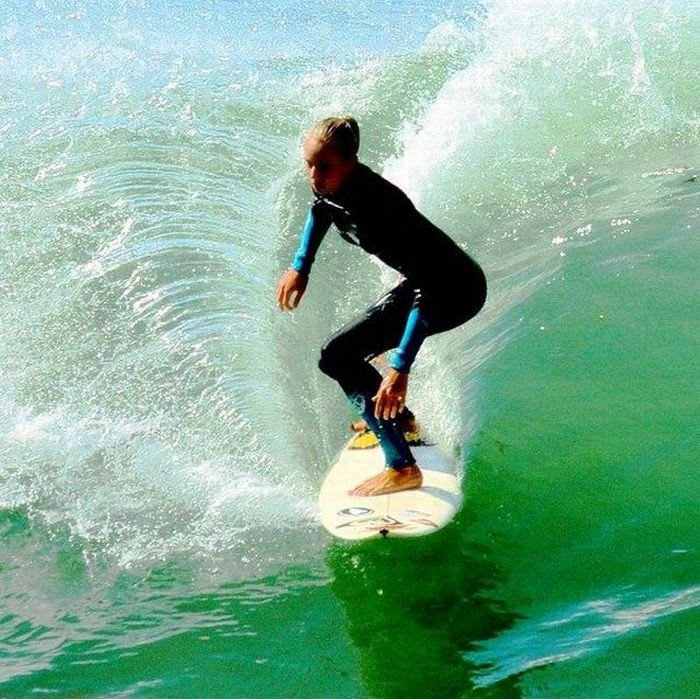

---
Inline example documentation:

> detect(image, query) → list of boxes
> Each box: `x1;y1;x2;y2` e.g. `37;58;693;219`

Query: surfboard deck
318;428;462;540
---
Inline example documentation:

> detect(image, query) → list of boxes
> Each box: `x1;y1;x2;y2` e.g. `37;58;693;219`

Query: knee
318;338;343;379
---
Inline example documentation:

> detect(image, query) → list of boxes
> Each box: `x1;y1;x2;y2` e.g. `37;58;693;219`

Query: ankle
397;463;420;474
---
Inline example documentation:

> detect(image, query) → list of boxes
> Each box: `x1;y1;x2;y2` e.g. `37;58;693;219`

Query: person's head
302;116;360;196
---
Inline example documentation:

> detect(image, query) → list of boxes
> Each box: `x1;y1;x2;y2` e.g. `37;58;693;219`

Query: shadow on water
326;505;524;699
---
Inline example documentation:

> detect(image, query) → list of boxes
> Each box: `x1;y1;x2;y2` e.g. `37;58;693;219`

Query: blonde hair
306;116;360;160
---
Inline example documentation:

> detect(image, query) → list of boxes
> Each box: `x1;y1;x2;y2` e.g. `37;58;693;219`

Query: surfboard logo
335;514;439;533
338;507;374;517
336;515;404;530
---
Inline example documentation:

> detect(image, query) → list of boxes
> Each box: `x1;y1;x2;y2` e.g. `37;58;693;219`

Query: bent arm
390;305;428;373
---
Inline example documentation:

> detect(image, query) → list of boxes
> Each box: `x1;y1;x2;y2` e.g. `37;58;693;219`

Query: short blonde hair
306;116;360;160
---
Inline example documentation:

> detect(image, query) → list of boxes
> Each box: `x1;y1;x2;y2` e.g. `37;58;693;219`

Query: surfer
277;116;486;496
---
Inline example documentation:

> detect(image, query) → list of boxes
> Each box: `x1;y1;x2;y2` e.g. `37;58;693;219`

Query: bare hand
373;369;408;421
276;269;308;311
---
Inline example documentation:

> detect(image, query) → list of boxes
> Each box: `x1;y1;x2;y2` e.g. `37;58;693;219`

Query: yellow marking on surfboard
348;426;423;450
404;429;422;444
349;430;379;449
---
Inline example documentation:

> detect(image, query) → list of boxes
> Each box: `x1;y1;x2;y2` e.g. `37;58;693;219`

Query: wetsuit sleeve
291;204;332;275
390;305;428;373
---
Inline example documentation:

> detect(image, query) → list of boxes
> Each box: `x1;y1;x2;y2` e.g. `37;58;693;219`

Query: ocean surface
1;1;698;696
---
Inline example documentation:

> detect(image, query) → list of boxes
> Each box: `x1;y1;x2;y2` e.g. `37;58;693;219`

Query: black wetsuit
292;163;486;468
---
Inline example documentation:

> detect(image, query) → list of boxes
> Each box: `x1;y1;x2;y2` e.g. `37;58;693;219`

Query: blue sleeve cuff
390;305;427;373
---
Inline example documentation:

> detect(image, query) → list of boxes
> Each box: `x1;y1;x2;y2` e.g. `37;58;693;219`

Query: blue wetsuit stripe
292;207;330;275
390;305;427;373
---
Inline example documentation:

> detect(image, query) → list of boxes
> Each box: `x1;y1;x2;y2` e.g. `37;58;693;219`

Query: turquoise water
1;1;699;696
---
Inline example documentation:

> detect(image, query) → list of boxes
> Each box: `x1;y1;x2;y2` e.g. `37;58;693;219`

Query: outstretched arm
277;203;331;311
292;205;331;275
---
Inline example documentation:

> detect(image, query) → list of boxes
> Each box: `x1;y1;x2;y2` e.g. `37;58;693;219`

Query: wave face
1;0;699;693
1;0;697;565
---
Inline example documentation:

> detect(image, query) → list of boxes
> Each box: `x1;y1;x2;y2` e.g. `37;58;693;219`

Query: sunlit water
1;1;698;696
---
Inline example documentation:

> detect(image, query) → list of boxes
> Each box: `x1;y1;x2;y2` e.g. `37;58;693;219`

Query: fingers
372;388;406;421
372;388;384;419
389;398;405;420
275;276;288;309
276;273;304;311
279;288;297;310
275;281;285;309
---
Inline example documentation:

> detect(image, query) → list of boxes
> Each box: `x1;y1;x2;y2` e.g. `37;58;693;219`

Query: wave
465;584;700;686
1;0;698;576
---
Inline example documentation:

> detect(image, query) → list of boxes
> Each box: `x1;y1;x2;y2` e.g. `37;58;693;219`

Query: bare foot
349;465;423;497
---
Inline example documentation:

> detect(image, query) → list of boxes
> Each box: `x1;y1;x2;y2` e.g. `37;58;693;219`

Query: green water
1;0;699;696
3;204;697;697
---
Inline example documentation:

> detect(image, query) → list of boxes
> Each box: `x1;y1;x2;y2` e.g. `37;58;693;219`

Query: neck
330;160;362;199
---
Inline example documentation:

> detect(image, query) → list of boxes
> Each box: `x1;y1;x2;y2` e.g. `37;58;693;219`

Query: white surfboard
318;428;462;540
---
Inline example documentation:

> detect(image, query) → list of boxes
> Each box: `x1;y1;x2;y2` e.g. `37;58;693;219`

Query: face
302;136;357;196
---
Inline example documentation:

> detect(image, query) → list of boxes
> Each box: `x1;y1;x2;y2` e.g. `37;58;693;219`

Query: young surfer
277;117;486;496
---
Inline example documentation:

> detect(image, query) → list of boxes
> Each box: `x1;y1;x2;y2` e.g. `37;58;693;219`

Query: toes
349;478;379;497
349;484;369;496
